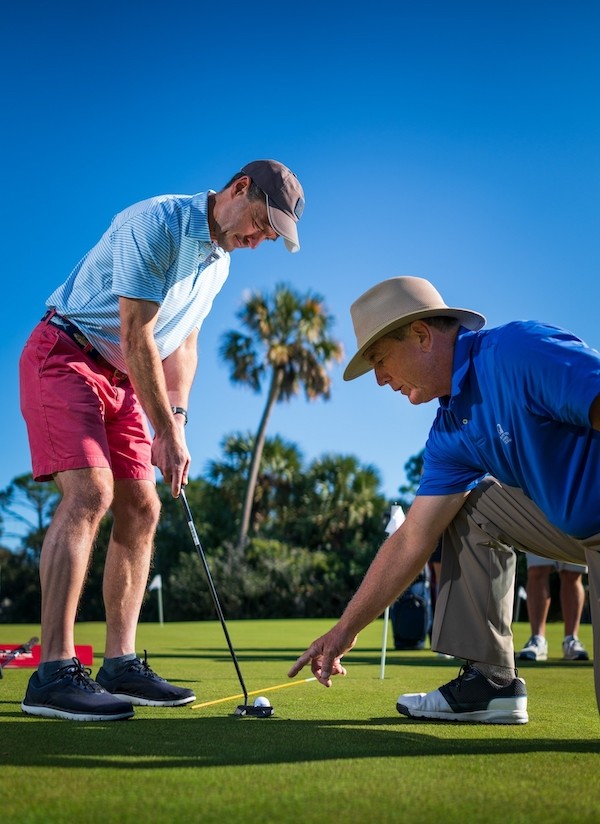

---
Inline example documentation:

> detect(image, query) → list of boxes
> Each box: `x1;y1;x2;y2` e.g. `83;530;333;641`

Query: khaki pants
432;477;600;713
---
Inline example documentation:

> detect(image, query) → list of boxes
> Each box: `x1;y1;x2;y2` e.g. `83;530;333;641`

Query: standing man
518;553;589;661
289;276;600;724
20;160;305;721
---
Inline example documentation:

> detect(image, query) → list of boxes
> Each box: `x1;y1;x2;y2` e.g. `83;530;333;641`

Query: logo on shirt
496;423;512;445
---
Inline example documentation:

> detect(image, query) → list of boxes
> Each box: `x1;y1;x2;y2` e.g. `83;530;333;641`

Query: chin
406;392;428;405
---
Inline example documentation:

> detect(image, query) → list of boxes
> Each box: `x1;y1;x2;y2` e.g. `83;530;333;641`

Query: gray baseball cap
240;159;305;253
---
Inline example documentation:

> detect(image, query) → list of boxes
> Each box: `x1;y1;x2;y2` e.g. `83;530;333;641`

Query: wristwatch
171;406;188;425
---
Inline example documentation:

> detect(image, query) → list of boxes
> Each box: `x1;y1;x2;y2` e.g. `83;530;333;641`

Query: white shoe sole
21;701;134;721
397;693;529;724
107;692;196;707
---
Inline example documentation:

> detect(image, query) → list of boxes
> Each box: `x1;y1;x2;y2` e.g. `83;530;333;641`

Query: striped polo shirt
46;191;230;374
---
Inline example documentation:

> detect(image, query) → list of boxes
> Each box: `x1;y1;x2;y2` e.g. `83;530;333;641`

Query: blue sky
2;2;599;533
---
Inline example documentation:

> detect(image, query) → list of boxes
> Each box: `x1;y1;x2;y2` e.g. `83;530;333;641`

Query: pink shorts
20;321;155;483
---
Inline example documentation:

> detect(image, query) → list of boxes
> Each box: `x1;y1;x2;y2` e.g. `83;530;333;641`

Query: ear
410;320;434;352
231;175;251;198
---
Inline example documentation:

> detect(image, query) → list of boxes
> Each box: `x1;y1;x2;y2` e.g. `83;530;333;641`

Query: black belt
42;310;128;383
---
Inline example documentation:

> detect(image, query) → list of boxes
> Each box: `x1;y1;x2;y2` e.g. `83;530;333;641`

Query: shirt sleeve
498;323;600;428
111;212;178;303
418;422;487;496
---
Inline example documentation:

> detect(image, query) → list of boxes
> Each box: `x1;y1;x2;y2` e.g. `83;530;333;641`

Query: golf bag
390;566;432;650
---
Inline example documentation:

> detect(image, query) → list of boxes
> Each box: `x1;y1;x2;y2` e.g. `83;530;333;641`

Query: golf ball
253;696;271;708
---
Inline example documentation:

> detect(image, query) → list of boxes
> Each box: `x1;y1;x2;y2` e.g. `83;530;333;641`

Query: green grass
0;619;597;823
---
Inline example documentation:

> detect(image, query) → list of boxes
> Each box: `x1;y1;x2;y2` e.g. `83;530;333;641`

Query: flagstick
380;504;405;680
148;575;164;626
380;606;390;679
157;585;164;626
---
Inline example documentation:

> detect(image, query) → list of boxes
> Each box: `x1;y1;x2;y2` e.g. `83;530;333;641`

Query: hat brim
265;196;300;253
343;307;486;381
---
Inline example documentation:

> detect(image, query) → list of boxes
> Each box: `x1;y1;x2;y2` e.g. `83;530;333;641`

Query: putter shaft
179;488;250;706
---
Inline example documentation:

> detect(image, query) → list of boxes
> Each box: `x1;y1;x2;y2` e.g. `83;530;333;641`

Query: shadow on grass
0;712;597;769
156;648;594;672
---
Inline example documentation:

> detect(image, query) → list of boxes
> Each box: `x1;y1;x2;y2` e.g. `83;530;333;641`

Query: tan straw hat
343;276;486;381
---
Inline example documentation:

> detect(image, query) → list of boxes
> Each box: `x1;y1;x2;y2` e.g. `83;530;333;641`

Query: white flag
517;585;527;601
385;504;406;535
148;574;162;592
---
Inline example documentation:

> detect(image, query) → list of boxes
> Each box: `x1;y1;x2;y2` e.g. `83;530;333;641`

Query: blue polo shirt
418;322;600;538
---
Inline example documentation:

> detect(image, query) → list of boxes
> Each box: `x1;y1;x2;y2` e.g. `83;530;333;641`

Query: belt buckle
114;369;127;383
73;331;90;348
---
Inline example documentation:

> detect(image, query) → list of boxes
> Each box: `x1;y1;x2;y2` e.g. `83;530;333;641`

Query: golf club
0;636;39;679
179;487;274;717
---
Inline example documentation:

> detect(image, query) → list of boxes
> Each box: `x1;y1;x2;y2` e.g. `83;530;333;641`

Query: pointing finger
288;650;311;678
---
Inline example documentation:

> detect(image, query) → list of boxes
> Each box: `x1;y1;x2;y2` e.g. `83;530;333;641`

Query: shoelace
449;662;473;692
447;662;516;692
433;663;473;696
525;636;544;648
455;660;520;688
57;657;103;692
126;650;162;680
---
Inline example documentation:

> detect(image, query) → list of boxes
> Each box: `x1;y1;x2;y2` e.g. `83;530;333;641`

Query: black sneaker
96;651;196;707
21;658;134;721
396;663;528;724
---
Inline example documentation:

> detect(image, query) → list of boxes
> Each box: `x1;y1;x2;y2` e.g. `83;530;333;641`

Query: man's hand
151;417;190;497
119;297;196;498
288;627;358;687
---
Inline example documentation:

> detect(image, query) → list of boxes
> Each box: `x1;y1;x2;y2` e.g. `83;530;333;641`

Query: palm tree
0;473;60;557
219;283;343;550
207;432;304;540
297;454;386;554
397;448;425;509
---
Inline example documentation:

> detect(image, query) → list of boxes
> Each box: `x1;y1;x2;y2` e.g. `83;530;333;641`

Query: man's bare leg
559;569;585;638
103;479;161;658
525;565;552;637
39;467;114;663
97;479;195;706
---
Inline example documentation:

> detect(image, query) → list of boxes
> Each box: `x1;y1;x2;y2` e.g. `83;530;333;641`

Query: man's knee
527;565;552;585
559;569;583;588
112;482;161;533
57;470;114;521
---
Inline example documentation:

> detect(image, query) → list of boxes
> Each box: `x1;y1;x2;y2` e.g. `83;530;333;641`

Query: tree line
0;283;423;624
0;437;400;622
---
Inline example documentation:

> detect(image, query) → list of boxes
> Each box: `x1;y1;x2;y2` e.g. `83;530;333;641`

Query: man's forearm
162;330;199;413
337;529;433;637
336;492;468;637
118;296;180;434
124;333;177;435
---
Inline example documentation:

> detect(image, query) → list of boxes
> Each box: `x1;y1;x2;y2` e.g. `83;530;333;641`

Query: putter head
234;703;275;718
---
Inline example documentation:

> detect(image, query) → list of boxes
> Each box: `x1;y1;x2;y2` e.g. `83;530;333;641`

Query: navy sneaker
21;658;134;721
396;663;528;724
96;652;196;707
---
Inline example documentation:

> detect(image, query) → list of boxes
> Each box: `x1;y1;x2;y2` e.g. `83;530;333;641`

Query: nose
245;234;264;249
374;367;388;387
